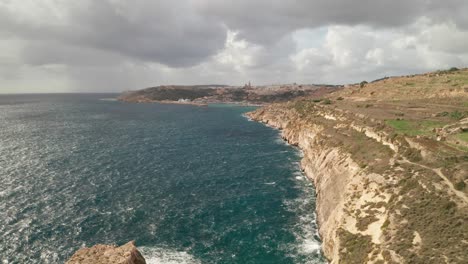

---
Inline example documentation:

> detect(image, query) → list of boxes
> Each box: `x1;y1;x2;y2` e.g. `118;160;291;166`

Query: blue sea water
0;94;325;263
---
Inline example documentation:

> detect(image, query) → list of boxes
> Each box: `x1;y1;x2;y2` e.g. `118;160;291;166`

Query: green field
386;119;446;136
457;132;468;142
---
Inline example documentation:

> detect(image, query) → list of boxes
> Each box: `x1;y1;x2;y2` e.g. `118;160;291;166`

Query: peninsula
118;83;341;105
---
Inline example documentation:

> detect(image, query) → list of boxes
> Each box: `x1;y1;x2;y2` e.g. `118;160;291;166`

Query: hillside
118;84;342;105
247;68;468;263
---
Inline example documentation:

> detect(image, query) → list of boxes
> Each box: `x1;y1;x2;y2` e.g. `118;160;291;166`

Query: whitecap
139;246;201;264
300;238;322;254
274;136;287;145
242;114;253;121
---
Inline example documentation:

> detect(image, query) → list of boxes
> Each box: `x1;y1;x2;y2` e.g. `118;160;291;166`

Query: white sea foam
282;162;326;263
274;136;288;145
139;247;201;264
242;113;253;121
301;238;322;254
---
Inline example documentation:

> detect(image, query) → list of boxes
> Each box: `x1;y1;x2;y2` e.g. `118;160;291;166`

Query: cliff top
337;68;468;102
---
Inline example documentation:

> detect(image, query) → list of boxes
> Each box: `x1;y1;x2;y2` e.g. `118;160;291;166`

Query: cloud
194;0;468;44
0;0;468;93
290;21;468;84
0;0;227;67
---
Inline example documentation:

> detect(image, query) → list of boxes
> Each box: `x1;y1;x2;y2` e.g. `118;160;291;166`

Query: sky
1;0;468;93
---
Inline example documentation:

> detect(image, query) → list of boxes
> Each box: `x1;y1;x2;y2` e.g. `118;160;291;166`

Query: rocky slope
247;69;468;264
66;241;146;264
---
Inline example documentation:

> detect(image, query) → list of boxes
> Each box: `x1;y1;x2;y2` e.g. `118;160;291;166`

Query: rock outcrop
66;241;146;264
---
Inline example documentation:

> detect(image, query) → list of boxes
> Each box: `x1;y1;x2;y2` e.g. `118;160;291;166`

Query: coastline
247;111;327;259
246;104;395;263
246;96;468;263
118;97;266;107
120;99;208;106
246;108;334;262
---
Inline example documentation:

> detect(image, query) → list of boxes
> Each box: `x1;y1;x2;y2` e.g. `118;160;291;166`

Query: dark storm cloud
0;0;227;67
1;0;466;68
195;0;468;44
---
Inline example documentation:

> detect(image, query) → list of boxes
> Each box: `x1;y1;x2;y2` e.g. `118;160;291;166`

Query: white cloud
214;31;260;72
287;20;468;84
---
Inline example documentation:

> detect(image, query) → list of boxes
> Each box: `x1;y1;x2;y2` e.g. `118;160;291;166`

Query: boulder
66;241;146;264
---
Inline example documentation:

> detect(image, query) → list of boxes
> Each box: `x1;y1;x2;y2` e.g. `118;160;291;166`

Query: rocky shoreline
247;106;368;263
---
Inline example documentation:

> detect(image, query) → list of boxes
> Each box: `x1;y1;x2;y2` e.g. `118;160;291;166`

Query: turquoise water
0;94;325;263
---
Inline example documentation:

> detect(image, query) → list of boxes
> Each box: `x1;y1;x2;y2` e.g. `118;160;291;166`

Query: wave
139;246;201;264
281;162;325;263
241;113;254;122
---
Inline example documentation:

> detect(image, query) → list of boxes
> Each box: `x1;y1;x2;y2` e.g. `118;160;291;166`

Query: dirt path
401;158;468;205
432;168;468;204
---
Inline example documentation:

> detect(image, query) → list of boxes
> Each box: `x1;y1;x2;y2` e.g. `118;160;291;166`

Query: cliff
247;69;468;263
66;241;146;264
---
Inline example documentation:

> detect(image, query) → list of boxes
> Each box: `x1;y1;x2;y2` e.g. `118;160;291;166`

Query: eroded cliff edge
247;69;468;264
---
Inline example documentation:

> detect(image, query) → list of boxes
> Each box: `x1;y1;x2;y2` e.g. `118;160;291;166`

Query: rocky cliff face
66;241;146;264
247;101;468;264
248;106;378;263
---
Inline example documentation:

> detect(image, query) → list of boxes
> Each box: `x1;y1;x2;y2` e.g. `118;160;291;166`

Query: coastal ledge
66;241;146;264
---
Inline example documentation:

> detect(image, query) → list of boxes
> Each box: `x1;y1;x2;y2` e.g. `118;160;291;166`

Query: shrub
404;147;423;162
337;97;344;101
436;111;449;117
454;181;466;191
449;110;468;120
360;81;368;88
322;99;332;105
381;219;390;230
449;67;459;72
357;215;379;231
338;229;372;264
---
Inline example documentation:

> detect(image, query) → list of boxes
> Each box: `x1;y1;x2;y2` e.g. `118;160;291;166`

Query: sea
0;94;326;263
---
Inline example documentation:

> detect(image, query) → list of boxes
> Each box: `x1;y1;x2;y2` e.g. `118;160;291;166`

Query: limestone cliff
66;241;146;264
247;98;468;264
